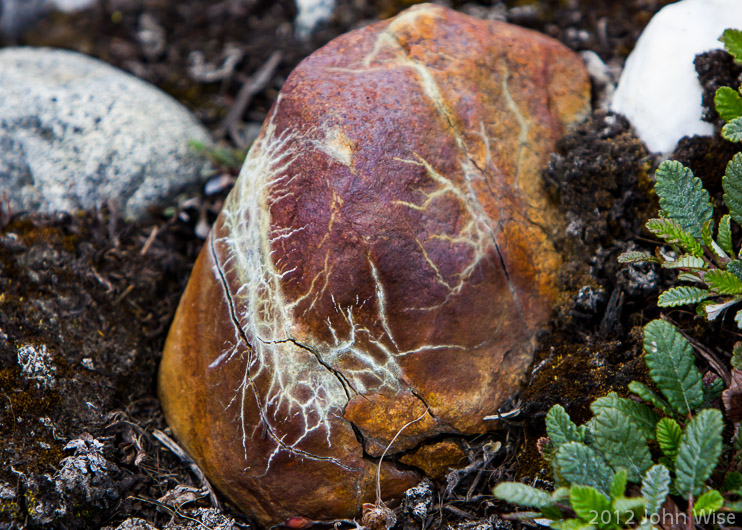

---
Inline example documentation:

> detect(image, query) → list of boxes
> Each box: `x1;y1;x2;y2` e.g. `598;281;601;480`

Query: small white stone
294;0;336;41
611;0;742;153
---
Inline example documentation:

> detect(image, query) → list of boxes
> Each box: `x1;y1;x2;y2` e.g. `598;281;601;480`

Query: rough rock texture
159;4;589;526
0;47;212;220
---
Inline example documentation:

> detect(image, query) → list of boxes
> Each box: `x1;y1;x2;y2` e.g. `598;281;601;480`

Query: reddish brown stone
398;439;467;480
159;3;589;527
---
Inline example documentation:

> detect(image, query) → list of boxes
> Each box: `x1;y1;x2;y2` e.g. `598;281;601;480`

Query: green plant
493;319;735;529
618;29;742;327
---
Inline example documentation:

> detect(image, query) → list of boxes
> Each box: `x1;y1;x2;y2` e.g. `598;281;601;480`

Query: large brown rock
159;4;589;526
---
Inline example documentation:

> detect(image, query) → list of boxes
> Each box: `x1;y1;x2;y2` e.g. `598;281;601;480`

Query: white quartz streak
611;0;742;154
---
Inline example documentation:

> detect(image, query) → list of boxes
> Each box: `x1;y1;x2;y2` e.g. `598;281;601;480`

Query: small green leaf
551;519;596;530
609;469;627;501
570;486;612;528
662;254;706;269
704;377;724;405
724;153;742;226
721;29;742;63
556;442;615;494
628;381;674;416
618;251;660;264
658;286;711;307
724;117;742;143
719;215;734;256
725;471;742;492
693;489;724;516
546;405;581;448
656;418;682;460
591;393;658;441
728;260;742;280
732;343;742;370
704;269;742;294
593;409;653;481
493;482;551;508
612;497;646;523
675;409;724;498
654;161;713;239
642;320;704;415
715;86;742;122
641;464;671;518
702;219;730;262
736;310;742;329
646;218;704;257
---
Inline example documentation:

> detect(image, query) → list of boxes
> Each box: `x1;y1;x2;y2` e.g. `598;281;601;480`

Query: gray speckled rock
0;47;212;219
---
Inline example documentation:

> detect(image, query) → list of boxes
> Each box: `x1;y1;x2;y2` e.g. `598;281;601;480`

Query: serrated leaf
646;218;704;257
593;409;653;481
493;482;551;508
546;405;580;448
628;381;674;416
551;519;596;530
642;320;704;415
552;487;571;502
704;299;738;321
715;86;742;122
678;272;704;283
721;29;742;63
725;471;742;492
724;117;742;143
693;489;723;516
618;251;660;264
732;343;742;370
728;259;742;280
704;377;725;405
703;219;730;262
656;418;682;459
662;255;706;269
556;442;615;494
658;286;711;307
591;393;658;440
719;215;734;256
724;153;742;226
612;497;646;523
570;486;612;528
654;161;713;239
704;269;742;294
609;469;627;501
641;464;671;518
675;409;724;498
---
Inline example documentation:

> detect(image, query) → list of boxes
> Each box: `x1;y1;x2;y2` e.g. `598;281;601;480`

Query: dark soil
1;1;734;529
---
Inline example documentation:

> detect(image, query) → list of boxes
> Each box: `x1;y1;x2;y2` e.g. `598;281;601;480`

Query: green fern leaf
641;464;671;518
646;218;704;257
593;409;653;482
628;381;674;416
724;153;742;225
662;254;706;269
721;29;742;63
546;405;580;448
692;489;723;516
493;482;551;508
570;486;613;528
656;418;682;459
715;86;742;122
609;469;627;501
654;161;713;239
658;286;710;307
732;343;742;370
556;442;615;494
642;320;704;415
719;214;734;255
723;117;742;143
617;251;660;264
590;393;658;440
675;409;724;498
724;471;742;492
704;269;742;294
728;260;742;280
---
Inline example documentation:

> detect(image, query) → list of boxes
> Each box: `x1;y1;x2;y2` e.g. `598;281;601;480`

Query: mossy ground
0;0;731;529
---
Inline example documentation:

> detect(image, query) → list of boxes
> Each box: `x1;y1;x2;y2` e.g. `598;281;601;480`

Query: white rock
611;0;742;153
294;0;336;41
0;47;212;219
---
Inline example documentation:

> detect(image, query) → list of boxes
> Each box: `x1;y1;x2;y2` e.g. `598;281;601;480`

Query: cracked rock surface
158;3;590;526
